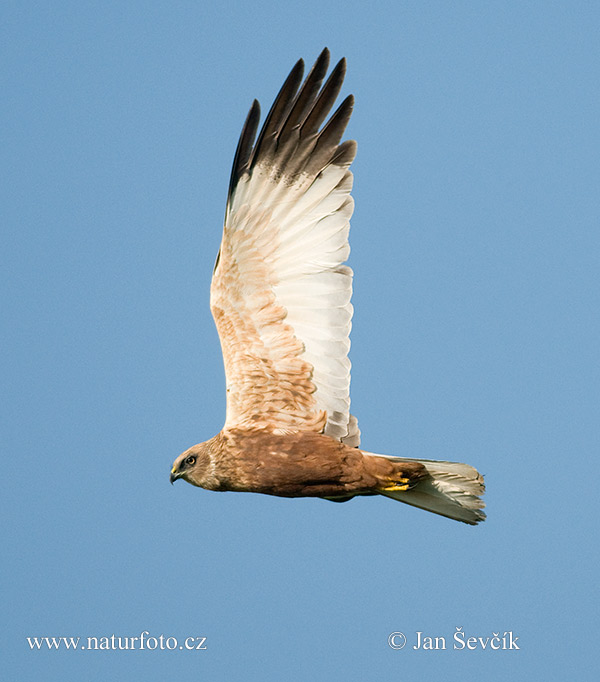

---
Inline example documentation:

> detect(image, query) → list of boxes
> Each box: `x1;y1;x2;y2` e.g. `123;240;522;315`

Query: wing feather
211;49;360;446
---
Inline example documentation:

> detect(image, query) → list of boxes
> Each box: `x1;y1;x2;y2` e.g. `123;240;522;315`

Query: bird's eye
185;455;196;466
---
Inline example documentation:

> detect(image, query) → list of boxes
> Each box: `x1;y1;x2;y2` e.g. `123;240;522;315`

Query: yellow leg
380;477;410;492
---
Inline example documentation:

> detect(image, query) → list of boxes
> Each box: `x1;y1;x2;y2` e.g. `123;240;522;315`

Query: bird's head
170;442;213;488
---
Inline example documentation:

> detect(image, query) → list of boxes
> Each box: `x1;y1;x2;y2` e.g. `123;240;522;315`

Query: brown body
171;428;428;499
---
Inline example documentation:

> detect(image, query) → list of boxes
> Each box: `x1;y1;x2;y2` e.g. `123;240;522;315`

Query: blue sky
3;1;599;680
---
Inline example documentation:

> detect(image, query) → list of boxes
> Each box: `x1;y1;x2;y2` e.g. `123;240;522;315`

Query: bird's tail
373;454;486;525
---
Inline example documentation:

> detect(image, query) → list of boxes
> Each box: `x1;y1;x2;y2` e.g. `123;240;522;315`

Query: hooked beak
170;467;181;485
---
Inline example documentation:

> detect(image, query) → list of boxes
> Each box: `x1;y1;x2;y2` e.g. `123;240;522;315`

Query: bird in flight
170;49;485;524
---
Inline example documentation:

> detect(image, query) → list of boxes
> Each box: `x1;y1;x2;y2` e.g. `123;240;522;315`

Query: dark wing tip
246;58;305;169
227;51;354;205
227;99;261;200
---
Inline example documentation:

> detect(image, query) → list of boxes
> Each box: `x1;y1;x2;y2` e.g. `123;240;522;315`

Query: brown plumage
172;428;428;499
170;49;486;524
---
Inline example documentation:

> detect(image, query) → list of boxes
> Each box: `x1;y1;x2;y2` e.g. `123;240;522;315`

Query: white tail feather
373;454;486;525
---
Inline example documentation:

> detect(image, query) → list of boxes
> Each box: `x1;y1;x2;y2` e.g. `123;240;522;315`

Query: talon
379;475;411;492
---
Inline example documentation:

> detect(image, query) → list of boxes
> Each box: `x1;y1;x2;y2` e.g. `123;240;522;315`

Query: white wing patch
269;167;354;442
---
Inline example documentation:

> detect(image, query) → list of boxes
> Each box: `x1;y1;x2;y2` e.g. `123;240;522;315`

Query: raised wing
210;49;360;446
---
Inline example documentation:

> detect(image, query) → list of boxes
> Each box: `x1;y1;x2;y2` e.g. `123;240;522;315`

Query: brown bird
170;49;485;524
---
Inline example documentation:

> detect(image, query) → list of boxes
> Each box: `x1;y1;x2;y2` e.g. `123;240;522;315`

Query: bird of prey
170;49;485;524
